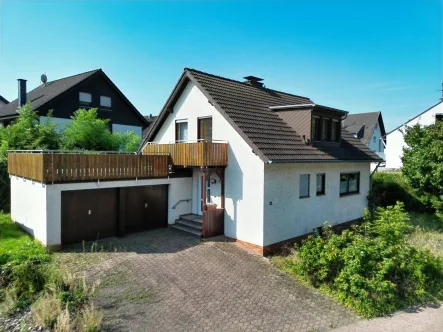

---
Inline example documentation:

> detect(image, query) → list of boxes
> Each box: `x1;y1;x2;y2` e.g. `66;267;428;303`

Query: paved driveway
61;229;357;332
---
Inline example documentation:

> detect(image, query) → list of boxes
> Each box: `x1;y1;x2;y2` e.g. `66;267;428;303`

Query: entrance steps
172;214;202;237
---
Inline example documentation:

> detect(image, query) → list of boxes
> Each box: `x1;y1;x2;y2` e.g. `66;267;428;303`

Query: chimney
243;76;264;88
17;79;27;108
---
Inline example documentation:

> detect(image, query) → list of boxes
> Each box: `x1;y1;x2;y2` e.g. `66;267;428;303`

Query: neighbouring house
8;68;380;255
0;69;147;136
0;95;8;107
385;100;443;169
342;112;386;169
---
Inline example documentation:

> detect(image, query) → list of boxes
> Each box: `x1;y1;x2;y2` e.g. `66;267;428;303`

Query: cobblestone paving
61;229;358;332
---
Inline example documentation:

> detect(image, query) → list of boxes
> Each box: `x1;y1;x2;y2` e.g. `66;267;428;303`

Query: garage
61;188;119;245
61;185;168;246
120;185;168;234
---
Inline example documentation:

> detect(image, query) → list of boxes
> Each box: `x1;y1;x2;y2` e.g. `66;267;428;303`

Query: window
436;114;443;123
321;118;329;140
316;173;325;195
331;119;340;142
340;173;360;195
198;117;213;142
373;136;376;143
79;92;92;106
312;117;320;141
100;96;112;110
299;174;310;198
175;121;188;142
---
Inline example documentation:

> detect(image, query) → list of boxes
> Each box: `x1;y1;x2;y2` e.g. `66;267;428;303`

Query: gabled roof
0;95;8;104
343;112;386;145
0;69;147;125
386;100;443;136
142;68;381;163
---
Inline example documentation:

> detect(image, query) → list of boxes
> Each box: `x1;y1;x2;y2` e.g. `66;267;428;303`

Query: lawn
406;212;443;258
0;213;49;265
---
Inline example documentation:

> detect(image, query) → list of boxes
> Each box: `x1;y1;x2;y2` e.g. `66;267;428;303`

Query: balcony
7;151;171;184
142;141;228;167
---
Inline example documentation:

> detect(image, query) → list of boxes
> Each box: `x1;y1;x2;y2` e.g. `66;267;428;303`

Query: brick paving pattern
62;229;358;332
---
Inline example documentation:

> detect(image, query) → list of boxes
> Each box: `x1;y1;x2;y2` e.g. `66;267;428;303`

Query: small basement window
299;174;310;198
340;173;360;196
100;96;112;110
79;92;92;107
316;173;325;195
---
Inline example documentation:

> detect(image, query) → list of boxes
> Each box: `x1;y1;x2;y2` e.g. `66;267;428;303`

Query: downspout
369;161;382;220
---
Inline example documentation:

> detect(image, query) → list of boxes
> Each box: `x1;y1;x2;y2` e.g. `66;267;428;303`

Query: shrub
76;303;103;332
288;203;443;317
371;172;429;212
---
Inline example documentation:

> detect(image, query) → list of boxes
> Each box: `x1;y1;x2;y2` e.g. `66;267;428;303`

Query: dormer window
312;115;341;143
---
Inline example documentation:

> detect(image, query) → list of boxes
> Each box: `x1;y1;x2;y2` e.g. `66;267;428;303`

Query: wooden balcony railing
142;142;228;167
7;152;171;183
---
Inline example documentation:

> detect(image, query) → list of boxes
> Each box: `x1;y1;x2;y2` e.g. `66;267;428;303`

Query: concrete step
175;218;202;230
171;224;202;237
180;214;202;223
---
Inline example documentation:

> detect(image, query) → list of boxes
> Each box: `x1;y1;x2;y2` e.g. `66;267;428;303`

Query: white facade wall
10;176;48;245
10;175;192;246
385;102;443;169
39;116;143;138
263;162;370;246
150;82;265;246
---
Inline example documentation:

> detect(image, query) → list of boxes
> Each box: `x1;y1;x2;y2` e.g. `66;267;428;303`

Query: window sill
340;192;360;197
316;193;326;196
299;195;310;199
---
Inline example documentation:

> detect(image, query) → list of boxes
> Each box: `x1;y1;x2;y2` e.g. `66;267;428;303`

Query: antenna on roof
41;74;48;85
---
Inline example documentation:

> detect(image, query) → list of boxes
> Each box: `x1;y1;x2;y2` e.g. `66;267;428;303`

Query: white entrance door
197;175;203;215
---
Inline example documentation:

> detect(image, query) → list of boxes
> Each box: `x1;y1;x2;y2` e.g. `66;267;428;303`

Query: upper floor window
340;172;359;196
100;96;112;110
79;92;92;107
436;114;443;123
198;117;212;142
299;174;310;198
175;120;188;142
312;115;340;143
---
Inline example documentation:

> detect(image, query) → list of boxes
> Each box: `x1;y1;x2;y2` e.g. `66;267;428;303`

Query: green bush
288;203;443;317
371;172;429;212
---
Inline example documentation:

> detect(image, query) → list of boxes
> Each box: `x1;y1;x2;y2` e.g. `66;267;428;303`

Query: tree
402;121;443;212
0;103;60;210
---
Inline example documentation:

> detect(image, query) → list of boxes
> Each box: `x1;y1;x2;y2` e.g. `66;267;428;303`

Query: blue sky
0;0;441;131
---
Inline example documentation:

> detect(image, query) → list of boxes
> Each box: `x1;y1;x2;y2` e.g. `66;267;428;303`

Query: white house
9;68;381;255
141;69;381;254
385;101;443;169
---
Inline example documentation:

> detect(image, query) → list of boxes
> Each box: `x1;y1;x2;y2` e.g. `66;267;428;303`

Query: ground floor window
299;174;310;198
340;173;359;195
316;173;325;195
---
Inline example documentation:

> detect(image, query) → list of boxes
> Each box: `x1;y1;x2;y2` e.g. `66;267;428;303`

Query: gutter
369;161;382;219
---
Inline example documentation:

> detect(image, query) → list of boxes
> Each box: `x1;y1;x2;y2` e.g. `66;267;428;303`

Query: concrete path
332;304;442;332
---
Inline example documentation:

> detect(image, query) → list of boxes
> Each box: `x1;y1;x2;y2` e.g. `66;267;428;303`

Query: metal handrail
7;150;138;155
144;139;229;145
172;199;191;209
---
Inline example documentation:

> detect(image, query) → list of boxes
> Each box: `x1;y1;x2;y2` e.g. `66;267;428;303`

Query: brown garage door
61;188;118;245
121;185;168;234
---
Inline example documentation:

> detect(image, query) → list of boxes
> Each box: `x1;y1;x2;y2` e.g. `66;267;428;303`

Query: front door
197;175;211;215
198;117;212;142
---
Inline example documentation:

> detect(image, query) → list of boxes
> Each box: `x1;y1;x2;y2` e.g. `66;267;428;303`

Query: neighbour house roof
143;115;158;138
0;95;8;104
385;100;443;136
0;69;148;126
342;112;386;145
143;68;381;163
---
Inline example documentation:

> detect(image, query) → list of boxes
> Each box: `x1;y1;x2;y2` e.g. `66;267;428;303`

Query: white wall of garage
10;175;192;246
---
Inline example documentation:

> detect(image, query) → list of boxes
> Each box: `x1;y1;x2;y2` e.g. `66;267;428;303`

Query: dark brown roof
143;68;381;163
343;112;386;145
